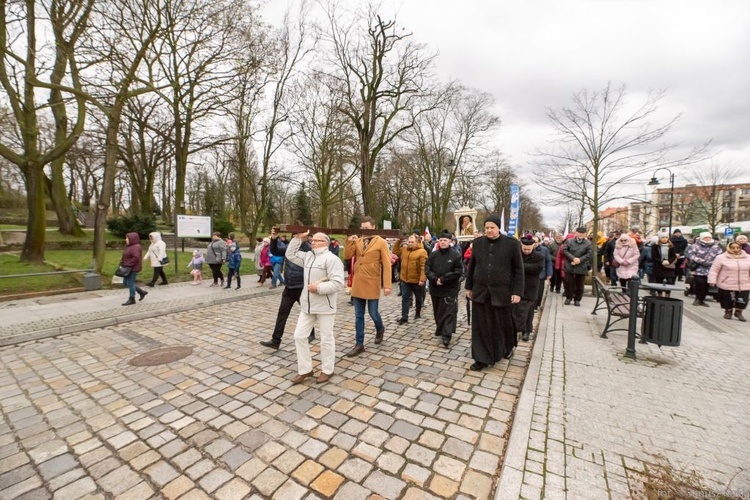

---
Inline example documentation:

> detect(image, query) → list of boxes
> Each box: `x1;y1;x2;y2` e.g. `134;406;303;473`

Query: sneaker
574;301;581;307
564;299;571;305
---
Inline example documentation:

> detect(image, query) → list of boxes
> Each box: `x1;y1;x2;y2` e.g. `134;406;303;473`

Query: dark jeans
123;272;144;299
693;275;709;301
609;265;618;286
353;297;383;346
718;289;748;310
400;281;424;319
564;273;586;301
209;263;224;284
148;266;167;285
226;268;240;287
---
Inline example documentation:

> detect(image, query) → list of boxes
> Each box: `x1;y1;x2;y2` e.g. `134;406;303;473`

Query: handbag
115;265;132;277
611;260;621;268
160;256;170;265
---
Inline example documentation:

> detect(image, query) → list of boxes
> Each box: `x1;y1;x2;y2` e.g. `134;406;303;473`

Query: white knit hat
699;232;712;239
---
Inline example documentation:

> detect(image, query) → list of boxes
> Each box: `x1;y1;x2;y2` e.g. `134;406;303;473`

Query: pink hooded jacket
614;234;639;280
708;251;750;291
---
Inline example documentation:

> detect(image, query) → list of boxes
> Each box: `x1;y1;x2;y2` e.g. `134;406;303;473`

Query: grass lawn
0;249;260;295
0;254;80;294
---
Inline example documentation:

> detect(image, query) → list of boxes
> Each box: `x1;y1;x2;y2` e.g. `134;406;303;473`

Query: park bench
591;276;642;339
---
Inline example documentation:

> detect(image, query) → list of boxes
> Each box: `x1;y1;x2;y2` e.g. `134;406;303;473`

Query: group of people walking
118;218;748;383
254;214;537;382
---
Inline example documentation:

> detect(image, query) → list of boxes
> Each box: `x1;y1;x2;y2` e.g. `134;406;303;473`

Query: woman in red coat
120;232;147;306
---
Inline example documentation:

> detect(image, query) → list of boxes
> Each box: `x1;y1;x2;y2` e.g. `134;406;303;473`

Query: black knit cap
484;214;502;228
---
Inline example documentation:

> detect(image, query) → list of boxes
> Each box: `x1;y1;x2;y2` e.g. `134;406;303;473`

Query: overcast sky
262;0;750;226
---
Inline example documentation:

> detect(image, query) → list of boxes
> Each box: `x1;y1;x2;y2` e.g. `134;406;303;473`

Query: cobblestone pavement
0;289;533;499
0;283;275;346
497;291;750;499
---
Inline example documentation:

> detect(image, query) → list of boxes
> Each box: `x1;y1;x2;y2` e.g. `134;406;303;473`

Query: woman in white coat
613;233;639;289
144;232;168;287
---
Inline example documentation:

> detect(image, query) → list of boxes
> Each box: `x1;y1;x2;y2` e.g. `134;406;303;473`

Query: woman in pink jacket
708;241;750;322
613;233;639;289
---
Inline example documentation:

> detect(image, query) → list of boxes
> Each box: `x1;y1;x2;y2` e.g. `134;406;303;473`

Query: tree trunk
21;163;46;263
93;115;122;273
47;160;85;236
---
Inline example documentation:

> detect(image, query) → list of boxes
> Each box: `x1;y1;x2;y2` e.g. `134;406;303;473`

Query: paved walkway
497;289;750;499
2;280;748;499
0;281;532;499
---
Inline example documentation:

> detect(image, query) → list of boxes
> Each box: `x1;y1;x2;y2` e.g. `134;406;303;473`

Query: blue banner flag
508;184;520;238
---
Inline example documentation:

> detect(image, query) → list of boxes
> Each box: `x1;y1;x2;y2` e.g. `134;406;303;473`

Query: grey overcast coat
562;238;593;275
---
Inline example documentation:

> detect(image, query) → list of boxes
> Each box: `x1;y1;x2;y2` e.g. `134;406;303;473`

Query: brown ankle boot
735;309;746;322
724;310;733;320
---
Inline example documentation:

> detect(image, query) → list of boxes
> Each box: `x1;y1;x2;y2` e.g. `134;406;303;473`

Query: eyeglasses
311;238;328;243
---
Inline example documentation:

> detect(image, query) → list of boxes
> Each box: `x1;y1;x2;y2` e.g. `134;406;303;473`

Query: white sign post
176;215;212;238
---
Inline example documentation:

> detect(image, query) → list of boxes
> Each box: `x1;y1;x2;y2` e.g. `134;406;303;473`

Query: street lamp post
648;168;675;235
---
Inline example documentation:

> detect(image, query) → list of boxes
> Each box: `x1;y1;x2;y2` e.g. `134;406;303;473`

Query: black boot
521;332;530;342
235;276;241;290
122;297;136;306
138;290;148;302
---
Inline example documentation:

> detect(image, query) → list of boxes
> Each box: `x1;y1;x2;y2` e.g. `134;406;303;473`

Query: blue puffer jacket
271;237;309;289
227;248;242;270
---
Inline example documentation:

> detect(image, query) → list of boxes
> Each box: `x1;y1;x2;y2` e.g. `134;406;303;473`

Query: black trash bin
640;296;683;346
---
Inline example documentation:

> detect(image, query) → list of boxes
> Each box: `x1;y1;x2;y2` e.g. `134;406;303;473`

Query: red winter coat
121;232;143;273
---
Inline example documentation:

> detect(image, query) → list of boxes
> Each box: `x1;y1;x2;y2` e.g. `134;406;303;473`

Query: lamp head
648;177;659;186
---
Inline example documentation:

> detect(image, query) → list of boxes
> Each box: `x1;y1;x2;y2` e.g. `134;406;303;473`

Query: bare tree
288;74;357;226
80;0;165;272
323;3;435;217
407;83;499;230
688;162;741;235
0;0;91;262
534;82;708;267
252;5;314;236
45;0;95;237
156;0;246;221
118;97;174;215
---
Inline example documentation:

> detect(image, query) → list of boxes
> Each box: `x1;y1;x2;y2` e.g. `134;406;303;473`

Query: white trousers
294;311;336;375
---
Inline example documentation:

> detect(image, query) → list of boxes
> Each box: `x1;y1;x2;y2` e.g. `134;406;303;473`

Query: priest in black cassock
464;214;524;371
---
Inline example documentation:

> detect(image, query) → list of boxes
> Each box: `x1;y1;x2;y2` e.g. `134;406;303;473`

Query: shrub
213;218;234;238
106;214;158;239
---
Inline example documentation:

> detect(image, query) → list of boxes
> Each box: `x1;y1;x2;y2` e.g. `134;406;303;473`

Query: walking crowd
116;217;750;383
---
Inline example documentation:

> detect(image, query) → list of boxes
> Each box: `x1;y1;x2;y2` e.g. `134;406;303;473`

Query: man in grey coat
563;227;593;306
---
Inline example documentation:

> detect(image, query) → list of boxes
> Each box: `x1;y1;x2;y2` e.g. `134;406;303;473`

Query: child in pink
188;251;205;285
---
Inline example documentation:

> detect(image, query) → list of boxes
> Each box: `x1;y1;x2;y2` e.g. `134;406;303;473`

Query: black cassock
465;235;524;364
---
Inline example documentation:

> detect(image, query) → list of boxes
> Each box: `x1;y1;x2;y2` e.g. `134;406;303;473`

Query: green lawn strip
0;254;79;294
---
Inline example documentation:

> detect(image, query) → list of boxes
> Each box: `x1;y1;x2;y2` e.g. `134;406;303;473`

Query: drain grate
129;346;193;366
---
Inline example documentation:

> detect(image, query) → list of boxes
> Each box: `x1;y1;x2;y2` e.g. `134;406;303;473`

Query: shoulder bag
115;265;132;277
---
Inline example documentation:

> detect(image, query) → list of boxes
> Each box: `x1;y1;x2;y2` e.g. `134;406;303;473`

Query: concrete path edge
494;297;552;499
